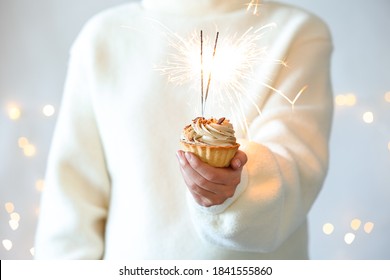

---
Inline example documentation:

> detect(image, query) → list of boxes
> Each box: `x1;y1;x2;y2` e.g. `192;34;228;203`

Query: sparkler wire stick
200;30;204;116
203;31;220;116
153;21;303;133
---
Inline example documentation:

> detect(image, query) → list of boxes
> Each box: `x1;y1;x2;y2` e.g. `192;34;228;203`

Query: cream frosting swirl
181;117;237;146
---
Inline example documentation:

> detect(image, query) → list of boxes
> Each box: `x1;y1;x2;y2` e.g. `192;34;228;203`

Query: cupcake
180;117;240;167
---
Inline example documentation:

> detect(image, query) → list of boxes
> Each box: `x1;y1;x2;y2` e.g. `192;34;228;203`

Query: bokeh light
23;144;36;157
10;212;20;222
362;111;374;124
42;104;55;117
364;222;374;234
322;223;334;235
5;202;15;213
350;218;362;231
335;93;357;106
7;105;21;120
2;240;13;251
9;220;19;231
384;91;390;103
18;137;29;148
344;233;356;245
35;179;45;192
18;137;37;157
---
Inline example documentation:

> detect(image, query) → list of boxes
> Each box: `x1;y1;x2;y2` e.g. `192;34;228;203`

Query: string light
42;104;55;117
364;222;374;234
7;105;21;120
334;95;346;106
9;220;19;231
344;233;356;245
5;202;15;213
322;219;375;244
17;137;37;157
5;206;21;231
322;223;335;235
23;144;36;157
18;137;29;148
335;93;357;107
362;111;374;124
35;179;45;192
350;218;362;231
2;239;13;251
384;91;390;103
10;212;20;222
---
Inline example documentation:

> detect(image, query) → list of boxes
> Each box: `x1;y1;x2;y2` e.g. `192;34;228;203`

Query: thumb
230;150;248;170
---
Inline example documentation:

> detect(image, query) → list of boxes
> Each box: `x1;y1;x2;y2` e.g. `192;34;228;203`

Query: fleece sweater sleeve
187;15;333;253
34;25;111;259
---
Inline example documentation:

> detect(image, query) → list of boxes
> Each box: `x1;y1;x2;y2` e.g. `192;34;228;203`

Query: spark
247;0;262;15
201;30;220;116
157;24;274;104
155;22;306;137
261;83;308;110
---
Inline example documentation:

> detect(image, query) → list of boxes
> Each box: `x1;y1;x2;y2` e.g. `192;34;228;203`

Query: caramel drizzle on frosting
181;117;237;146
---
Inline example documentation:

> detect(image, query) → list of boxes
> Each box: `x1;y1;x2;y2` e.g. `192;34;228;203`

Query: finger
191;193;217;207
176;150;186;168
177;150;219;195
184;152;233;184
178;162;223;206
177;151;238;202
179;165;217;197
184;152;242;194
230;150;248;170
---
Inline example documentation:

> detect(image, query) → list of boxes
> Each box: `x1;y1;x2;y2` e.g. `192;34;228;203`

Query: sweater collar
141;0;250;16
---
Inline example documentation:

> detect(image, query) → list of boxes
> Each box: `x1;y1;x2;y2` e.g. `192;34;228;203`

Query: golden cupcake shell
180;141;240;168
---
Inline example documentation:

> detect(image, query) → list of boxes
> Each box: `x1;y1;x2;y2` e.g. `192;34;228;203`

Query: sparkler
200;30;220;116
157;24;272;100
200;30;204;116
155;22;307;136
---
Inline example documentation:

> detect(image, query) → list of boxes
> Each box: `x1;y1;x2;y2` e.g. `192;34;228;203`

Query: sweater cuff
187;165;249;215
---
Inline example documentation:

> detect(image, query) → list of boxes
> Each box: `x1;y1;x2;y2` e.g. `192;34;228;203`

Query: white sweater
35;0;333;259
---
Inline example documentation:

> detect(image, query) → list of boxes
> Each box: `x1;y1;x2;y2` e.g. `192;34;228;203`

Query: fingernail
232;159;241;169
176;151;185;166
185;152;193;162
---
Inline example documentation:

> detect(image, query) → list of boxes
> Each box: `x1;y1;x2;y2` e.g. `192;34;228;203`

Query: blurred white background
1;0;389;259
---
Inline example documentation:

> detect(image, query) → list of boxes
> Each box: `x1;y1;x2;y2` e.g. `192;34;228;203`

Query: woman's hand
176;150;248;207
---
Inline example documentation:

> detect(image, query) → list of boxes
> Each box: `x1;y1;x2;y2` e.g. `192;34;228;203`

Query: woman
35;0;333;259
